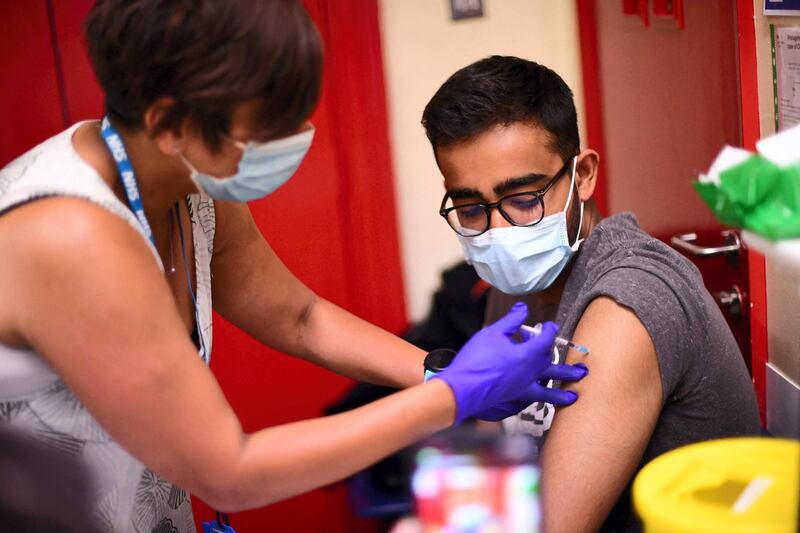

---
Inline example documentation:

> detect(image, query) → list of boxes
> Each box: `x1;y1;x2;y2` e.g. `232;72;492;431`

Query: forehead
228;100;268;140
436;122;562;192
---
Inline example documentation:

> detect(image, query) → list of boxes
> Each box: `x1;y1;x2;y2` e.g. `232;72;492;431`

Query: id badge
203;512;236;533
202;521;236;533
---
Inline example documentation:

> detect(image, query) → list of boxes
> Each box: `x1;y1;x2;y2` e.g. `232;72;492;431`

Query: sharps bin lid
633;437;799;533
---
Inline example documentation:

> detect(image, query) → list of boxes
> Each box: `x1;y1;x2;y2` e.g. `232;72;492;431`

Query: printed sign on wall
765;0;800;16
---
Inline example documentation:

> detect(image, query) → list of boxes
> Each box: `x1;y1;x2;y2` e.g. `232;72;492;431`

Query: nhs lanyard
100;119;225;528
99;118;209;362
99;116;156;247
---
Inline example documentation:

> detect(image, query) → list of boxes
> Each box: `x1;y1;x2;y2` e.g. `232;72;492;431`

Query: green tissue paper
693;125;800;241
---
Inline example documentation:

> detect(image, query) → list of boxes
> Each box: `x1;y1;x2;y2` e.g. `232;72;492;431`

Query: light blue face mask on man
181;127;314;202
457;156;584;295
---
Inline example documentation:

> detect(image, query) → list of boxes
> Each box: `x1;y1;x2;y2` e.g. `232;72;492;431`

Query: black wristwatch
423;348;457;380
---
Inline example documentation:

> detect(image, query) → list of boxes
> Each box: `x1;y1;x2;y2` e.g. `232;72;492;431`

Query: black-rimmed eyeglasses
439;157;574;237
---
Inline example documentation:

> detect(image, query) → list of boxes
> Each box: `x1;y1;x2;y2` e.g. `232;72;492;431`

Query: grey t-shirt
485;213;760;532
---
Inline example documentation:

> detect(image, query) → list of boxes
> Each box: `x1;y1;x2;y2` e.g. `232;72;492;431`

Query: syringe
520;323;590;355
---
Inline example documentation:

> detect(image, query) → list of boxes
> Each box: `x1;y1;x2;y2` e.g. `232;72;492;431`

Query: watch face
424;348;457;373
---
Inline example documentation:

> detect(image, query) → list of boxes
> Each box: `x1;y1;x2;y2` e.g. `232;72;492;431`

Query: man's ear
575;149;600;202
143;97;185;155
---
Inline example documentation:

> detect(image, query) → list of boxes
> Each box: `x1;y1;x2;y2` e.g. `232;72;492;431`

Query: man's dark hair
422;56;579;160
85;0;323;151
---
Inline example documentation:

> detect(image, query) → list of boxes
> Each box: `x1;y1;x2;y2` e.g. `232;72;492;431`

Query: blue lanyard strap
100;118;208;363
100;117;155;247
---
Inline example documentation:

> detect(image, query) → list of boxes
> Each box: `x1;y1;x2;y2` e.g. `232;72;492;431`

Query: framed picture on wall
450;0;483;21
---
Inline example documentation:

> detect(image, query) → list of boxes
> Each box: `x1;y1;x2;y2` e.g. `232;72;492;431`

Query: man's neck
526;262;573;311
525;204;602;311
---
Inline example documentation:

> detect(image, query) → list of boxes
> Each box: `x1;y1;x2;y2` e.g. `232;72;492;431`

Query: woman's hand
432;302;586;424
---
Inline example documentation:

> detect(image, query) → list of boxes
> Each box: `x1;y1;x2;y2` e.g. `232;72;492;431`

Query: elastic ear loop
177;154;210;196
564;156;584;251
563;156;578;210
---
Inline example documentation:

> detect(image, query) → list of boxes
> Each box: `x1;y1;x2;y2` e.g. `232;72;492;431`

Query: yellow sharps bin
633;437;799;533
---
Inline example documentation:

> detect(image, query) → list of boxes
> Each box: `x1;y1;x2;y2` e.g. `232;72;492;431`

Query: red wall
0;2;65;165
576;0;768;424
0;1;406;531
591;0;741;238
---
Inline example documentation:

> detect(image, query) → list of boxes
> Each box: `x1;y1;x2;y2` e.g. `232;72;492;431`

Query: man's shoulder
577;213;700;290
585;213;674;260
559;213;713;371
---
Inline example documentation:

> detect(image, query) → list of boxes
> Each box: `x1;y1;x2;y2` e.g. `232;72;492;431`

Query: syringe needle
520;324;590;355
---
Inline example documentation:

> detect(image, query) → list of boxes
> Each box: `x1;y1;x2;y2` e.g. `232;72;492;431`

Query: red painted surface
652;0;671;15
622;0;639;15
736;0;768;423
592;0;740;238
49;0;104;123
309;0;408;333
736;0;761;152
748;251;768;422
0;2;64;166
622;0;650;26
581;0;767;424
579;0;758;399
674;0;685;30
3;1;406;530
576;0;609;215
653;0;685;29
638;0;650;27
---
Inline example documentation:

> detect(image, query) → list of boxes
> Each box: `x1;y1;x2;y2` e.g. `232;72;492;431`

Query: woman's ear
143;97;184;155
575;149;600;202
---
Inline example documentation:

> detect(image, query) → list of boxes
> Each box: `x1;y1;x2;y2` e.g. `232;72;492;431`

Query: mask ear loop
222;134;249;152
564;156;585;251
563;156;578;212
177;153;210;196
572;200;585;251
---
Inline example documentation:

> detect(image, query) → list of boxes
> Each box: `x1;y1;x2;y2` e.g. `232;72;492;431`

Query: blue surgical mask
180;127;314;202
457;157;584;295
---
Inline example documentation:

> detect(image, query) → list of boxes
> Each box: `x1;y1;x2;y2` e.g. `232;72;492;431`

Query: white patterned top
0;122;216;532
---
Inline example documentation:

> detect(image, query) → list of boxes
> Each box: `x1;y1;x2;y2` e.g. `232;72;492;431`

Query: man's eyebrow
446;173;551;201
493;173;550;196
447;187;486;200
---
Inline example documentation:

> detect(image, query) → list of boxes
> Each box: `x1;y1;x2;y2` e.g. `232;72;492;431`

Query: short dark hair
421;56;579;160
85;0;323;151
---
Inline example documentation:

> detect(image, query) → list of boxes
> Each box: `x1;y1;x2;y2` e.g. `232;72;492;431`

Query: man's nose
488;206;512;229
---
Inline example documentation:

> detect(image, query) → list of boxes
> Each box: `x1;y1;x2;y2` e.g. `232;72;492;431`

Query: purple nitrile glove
432;301;565;425
473;363;588;421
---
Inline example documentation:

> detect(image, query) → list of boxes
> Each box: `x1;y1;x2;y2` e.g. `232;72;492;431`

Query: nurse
0;1;586;531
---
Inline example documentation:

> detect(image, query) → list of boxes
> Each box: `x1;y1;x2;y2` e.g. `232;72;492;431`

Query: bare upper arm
210;200;318;353
540;296;662;533
0;198;456;510
211;201;429;388
0;198;243;498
